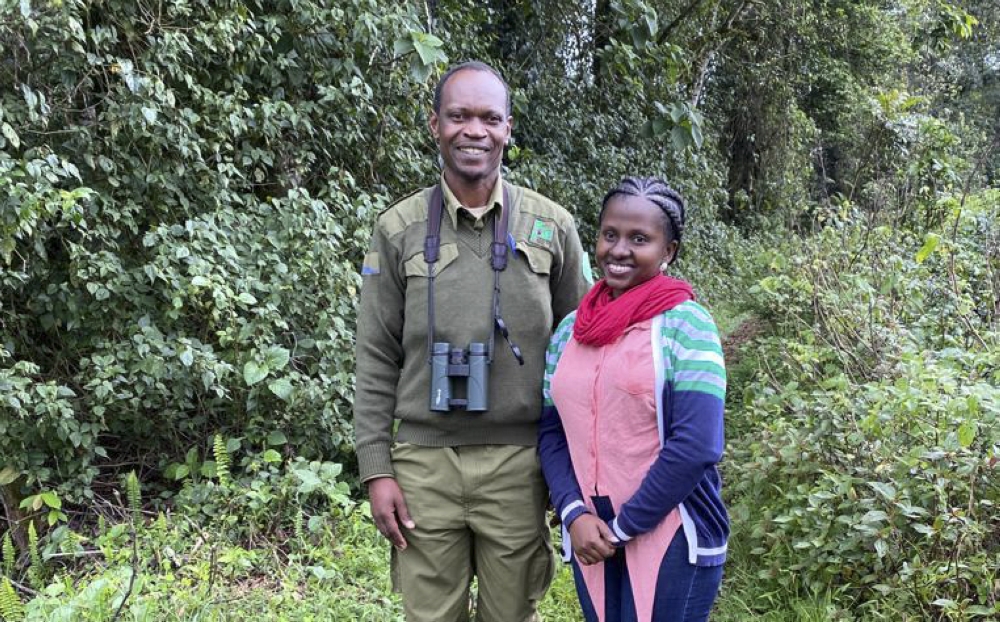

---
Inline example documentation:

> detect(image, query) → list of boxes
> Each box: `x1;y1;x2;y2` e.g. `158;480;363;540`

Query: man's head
429;61;513;192
433;61;511;116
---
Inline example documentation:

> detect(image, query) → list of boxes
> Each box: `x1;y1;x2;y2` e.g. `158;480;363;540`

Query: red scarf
573;275;695;346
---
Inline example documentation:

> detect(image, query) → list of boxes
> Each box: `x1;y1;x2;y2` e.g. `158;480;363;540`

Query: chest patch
528;218;555;246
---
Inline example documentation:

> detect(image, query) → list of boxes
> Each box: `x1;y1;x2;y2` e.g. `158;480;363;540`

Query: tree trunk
1;481;28;555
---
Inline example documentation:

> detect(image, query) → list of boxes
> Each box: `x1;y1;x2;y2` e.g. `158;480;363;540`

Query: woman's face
597;194;678;299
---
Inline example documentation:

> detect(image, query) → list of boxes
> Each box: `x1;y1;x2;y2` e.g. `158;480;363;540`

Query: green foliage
2;1;997;619
0;576;25;622
211;435;230;488
125;471;140;524
726;191;1000;618
2;532;14;578
166;435;353;549
18;453;378;621
26;523;43;590
0;0;442;503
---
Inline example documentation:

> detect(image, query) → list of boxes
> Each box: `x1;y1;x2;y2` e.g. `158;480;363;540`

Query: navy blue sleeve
610;389;724;541
538;403;590;527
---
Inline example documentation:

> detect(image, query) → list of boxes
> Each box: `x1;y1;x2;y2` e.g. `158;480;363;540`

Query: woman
539;177;727;622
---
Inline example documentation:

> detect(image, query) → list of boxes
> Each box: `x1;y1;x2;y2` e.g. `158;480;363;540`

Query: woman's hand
568;514;618;565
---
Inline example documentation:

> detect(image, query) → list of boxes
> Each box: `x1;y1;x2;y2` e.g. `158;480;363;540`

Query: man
353;60;590;621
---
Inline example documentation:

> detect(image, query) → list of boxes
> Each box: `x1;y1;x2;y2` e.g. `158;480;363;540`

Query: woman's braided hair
599;176;686;264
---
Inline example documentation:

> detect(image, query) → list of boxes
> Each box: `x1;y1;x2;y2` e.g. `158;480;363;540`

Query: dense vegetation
1;0;997;620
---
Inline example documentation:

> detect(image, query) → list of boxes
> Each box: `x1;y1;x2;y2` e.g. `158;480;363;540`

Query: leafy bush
0;0;438;505
726;192;1000;619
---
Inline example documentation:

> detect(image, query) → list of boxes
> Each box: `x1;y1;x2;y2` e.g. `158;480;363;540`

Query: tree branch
657;0;711;45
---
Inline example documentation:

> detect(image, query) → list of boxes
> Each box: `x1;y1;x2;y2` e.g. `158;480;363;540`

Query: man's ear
429;111;439;141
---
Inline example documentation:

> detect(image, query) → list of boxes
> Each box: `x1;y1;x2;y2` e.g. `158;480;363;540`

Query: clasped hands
568;513;620;565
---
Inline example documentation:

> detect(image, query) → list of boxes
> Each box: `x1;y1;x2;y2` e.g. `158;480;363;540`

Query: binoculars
430;342;489;411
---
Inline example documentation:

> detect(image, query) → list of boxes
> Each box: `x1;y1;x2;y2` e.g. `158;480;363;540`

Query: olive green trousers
390;443;555;622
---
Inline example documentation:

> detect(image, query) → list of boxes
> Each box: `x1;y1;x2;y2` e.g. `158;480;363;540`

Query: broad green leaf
691;123;704;148
141;106;158;124
1;122;19;149
262;449;282;463
295;470;322;494
670;126;688;151
873;538;887;558
179;349;194;367
408;57;433;82
40;491;61;509
268;378;293;401
307;515;325;533
410;32;444;66
957;422;976;448
915;233;940;263
393;37;414;57
0;466;19;485
320;462;343;478
263;346;290;371
645;13;657;38
243;361;269;386
869;482;896;501
266;431;288;446
237;292;257;305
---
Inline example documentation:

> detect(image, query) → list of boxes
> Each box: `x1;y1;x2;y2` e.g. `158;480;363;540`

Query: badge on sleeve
361;251;380;276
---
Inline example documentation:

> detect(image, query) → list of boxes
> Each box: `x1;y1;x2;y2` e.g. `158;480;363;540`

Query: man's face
429;69;512;190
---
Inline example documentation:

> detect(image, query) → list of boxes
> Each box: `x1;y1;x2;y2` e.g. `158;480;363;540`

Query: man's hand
368;477;415;550
567;514;617;565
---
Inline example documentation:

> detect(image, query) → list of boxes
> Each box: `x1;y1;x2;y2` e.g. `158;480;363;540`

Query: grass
10;506;863;622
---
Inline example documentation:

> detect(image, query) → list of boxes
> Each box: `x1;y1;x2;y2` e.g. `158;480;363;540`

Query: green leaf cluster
0;0;441;503
726;190;1000;617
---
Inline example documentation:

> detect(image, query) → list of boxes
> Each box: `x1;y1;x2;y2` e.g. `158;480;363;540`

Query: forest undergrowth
3;0;999;620
3;187;997;621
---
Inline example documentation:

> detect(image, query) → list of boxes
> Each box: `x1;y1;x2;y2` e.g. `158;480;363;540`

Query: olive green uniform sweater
354;177;589;482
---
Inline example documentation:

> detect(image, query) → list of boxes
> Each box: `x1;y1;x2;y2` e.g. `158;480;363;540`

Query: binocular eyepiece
430;342;489;412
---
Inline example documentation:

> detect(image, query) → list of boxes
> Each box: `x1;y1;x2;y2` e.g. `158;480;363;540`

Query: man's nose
463;118;487;137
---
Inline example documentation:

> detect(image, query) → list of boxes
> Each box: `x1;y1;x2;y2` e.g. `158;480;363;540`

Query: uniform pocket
403;243;459;277
526;534;557;605
517;243;553;275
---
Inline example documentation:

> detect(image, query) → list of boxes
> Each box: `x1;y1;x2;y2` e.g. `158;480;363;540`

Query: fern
26;522;43;589
2;532;13;578
212;434;231;486
0;576;24;621
126;471;141;523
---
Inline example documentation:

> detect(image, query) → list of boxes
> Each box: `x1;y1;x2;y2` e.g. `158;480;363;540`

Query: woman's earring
660;261;669;272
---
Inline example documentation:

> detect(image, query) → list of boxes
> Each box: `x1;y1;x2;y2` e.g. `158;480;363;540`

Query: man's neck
443;170;499;208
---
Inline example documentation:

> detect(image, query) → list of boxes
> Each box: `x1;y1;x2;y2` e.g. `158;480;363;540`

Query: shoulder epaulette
377;186;426;218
